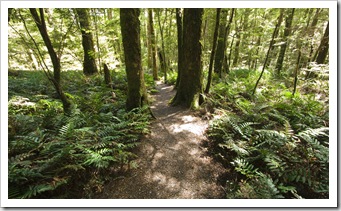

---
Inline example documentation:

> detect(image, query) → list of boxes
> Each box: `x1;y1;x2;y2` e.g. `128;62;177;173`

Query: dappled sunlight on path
96;81;225;199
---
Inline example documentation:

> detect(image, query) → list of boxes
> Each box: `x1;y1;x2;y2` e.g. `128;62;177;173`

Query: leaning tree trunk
315;21;329;64
275;8;295;76
120;8;147;111
76;8;98;75
266;8;284;69
30;8;71;114
172;8;203;108
252;10;283;96
204;8;221;94
175;8;183;89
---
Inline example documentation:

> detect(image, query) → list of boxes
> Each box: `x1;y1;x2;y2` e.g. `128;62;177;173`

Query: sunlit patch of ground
95;82;225;199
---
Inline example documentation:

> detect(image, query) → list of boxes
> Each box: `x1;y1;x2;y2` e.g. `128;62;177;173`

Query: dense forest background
6;7;331;201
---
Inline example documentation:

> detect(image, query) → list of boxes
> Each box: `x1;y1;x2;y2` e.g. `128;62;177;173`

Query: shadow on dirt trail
95;81;225;199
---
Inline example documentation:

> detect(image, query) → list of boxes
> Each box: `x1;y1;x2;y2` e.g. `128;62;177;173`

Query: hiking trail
96;81;225;199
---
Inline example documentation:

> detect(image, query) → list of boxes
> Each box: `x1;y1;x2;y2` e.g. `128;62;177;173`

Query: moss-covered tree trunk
275;8;295;76
76;8;98;75
172;8;203;108
120;8;147;111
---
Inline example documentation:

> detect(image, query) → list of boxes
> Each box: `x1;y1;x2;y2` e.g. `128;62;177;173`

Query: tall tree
314;21;329;64
76;8;98;75
307;8;321;64
275;8;295;76
172;8;203;108
120;8;147;111
29;8;71;113
156;9;168;83
214;9;228;75
204;8;221;94
222;8;235;73
266;8;284;68
148;9;158;81
175;8;183;89
252;9;284;95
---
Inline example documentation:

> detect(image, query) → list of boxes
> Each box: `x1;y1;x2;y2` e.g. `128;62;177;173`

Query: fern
231;158;259;178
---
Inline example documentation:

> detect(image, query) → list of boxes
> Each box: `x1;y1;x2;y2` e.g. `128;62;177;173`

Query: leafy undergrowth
8;70;152;199
206;67;329;199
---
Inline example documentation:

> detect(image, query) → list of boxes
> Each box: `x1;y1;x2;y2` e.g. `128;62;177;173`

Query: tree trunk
91;9;102;72
222;8;235;73
275;8;295;76
76;8;98;75
30;8;71;114
232;29;241;68
175;8;183;89
172;8;203;108
267;8;284;68
227;34;235;71
292;49;301;96
204;8;221;94
120;8;147;111
103;63;112;87
315;21;329;64
156;9;168;83
214;9;228;76
148;9;158;81
8;8;13;22
146;10;152;71
252;10;283;95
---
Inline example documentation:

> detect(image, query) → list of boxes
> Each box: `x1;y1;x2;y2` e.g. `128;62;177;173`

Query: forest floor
95;81;226;199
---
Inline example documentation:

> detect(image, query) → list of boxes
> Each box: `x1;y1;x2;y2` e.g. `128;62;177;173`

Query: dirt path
96;81;225;199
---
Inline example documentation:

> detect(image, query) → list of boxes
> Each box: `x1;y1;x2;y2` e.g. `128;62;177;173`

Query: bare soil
95;81;225;199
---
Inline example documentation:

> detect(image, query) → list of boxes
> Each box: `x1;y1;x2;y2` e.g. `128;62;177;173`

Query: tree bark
103;63;112;87
292;49;301;96
29;8;71;114
175;8;183;89
204;8;221;94
315;21;329;64
76;8;98;75
172;8;203;108
252;10;283;95
214;9;228;75
156;9;168;83
120;8;147;111
222;8;235;73
8;8;13;22
267;8;284;68
148;9;158;81
275;8;295;76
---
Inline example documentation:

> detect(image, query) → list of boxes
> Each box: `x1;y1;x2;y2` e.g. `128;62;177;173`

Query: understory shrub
8;70;151;199
207;68;329;199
